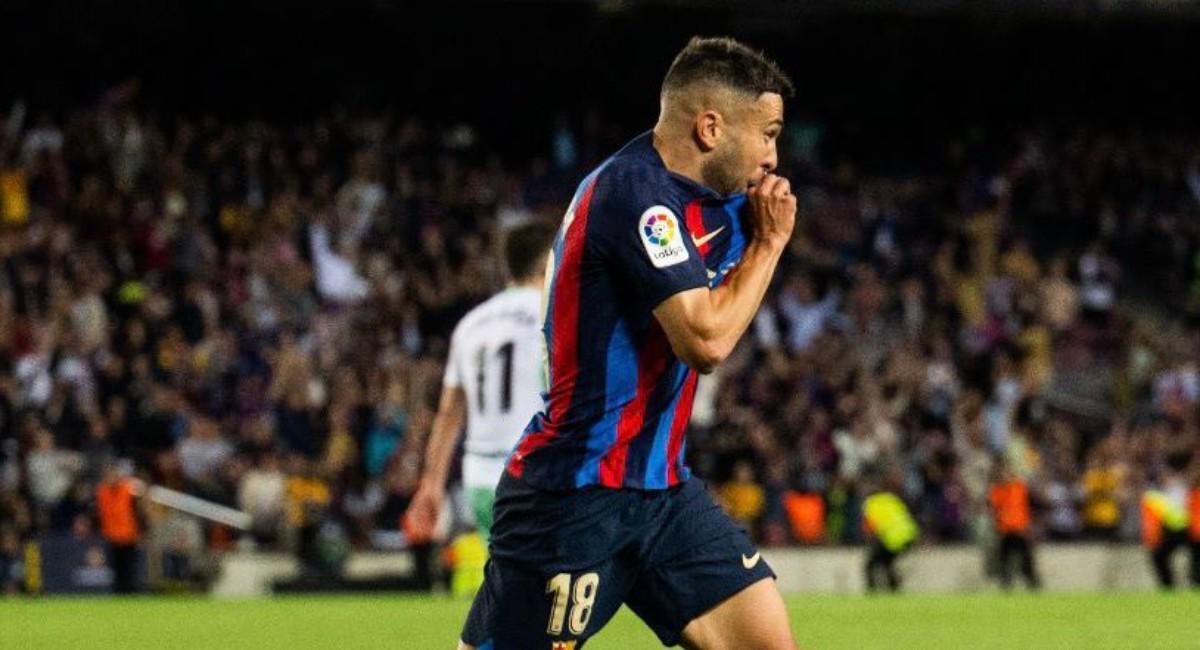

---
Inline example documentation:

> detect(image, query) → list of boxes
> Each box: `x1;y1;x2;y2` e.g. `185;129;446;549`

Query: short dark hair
504;221;557;281
662;36;794;100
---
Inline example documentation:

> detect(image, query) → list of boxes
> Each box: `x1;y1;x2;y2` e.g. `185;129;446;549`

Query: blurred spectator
718;461;766;529
777;274;839;353
177;416;233;495
1039;257;1079;332
1081;435;1129;541
25;427;83;515
285;458;331;574
1042;458;1083;541
238;451;286;546
0;525;23;594
1078;244;1120;326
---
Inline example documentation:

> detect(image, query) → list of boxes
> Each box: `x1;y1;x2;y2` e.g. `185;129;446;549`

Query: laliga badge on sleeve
639;206;690;269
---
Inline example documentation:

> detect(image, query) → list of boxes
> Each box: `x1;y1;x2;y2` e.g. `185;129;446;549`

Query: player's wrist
751;231;790;255
418;475;447;496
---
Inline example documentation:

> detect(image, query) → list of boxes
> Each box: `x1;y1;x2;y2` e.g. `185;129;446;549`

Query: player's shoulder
455;288;540;337
592;143;679;214
506;286;542;314
492;287;542;324
581;137;692;253
458;290;506;326
451;293;498;341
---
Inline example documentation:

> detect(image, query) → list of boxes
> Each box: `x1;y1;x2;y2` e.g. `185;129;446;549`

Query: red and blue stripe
506;166;605;479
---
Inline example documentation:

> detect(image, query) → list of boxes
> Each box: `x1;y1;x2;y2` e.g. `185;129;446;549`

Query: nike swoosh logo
741;552;762;569
691;226;726;248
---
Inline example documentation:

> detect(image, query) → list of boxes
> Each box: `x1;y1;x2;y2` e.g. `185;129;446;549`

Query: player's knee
755;628;800;650
686;629;797;650
683;617;797;650
456;640;475;650
753;631;801;650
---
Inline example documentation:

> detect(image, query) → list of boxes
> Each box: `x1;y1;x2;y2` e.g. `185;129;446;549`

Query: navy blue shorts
460;472;775;649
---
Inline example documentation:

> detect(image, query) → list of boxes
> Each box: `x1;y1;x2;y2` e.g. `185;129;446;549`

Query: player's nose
762;150;778;173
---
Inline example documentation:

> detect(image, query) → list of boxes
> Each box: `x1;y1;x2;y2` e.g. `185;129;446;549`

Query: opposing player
461;37;799;649
407;221;557;541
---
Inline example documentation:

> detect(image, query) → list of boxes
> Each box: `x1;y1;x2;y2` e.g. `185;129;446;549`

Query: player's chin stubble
700;145;747;196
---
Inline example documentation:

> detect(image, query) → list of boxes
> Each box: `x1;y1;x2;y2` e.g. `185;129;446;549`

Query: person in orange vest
95;462;143;594
988;461;1041;590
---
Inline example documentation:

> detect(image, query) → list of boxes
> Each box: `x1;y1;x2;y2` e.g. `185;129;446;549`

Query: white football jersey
443;286;545;488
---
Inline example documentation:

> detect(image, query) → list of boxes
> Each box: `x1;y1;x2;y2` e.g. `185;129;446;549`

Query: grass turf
3;592;1197;649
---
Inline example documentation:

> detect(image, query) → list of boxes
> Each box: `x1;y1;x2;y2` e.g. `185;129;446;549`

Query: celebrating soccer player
460;37;799;649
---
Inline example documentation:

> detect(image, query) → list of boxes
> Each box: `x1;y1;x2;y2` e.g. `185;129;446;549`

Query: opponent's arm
654;174;796;374
405;386;467;536
419;386;469;492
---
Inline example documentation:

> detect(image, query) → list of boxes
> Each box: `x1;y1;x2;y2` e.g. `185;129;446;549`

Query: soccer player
406;221;558;541
459;37;799;649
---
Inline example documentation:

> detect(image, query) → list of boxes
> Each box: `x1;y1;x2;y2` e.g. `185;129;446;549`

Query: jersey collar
618;130;723;201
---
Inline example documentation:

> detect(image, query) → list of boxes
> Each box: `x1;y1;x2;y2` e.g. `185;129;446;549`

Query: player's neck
509;277;541;291
651;126;705;188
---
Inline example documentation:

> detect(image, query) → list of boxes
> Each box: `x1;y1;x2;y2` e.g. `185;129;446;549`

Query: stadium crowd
1;89;1200;593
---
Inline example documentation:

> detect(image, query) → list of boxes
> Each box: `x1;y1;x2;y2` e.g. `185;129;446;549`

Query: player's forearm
420;412;465;490
702;237;787;359
658;236;786;373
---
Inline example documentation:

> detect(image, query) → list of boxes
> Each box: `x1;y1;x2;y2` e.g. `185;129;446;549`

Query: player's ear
693;109;723;152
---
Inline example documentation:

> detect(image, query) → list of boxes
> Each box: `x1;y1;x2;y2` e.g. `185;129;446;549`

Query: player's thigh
460;557;632;650
679;576;797;650
625;534;792;650
624;500;784;648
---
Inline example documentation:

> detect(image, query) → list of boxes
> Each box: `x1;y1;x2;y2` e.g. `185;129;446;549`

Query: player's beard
700;142;747;196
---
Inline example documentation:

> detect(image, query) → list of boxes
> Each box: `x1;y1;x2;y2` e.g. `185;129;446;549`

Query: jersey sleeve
595;176;708;310
442;323;465;389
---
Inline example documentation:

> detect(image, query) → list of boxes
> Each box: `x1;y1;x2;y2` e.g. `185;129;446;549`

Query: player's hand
747;173;797;248
404;481;443;544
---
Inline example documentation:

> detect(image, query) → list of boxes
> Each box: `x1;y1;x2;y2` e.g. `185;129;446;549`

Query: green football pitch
3;592;1197;649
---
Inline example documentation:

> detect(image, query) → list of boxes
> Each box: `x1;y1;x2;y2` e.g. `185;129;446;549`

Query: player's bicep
653;287;721;374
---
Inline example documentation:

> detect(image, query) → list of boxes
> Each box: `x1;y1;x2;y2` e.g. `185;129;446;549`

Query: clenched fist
403;481;442;544
747;173;797;248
